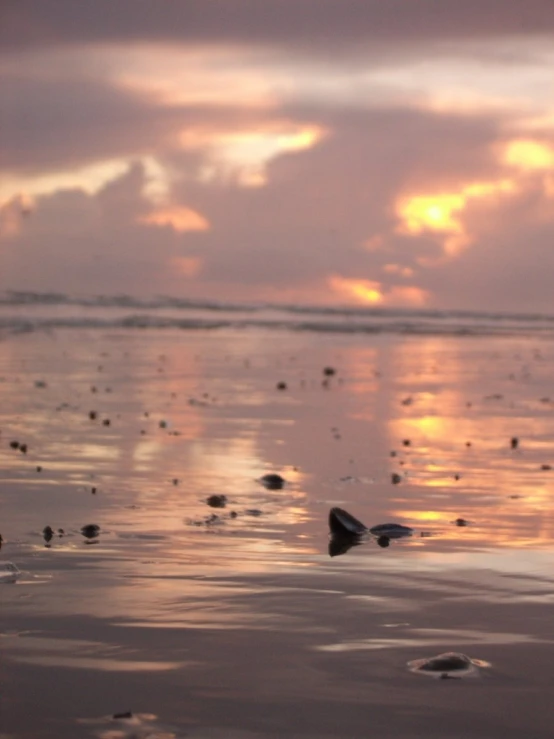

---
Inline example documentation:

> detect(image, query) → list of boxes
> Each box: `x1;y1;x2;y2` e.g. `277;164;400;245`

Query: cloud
3;1;554;54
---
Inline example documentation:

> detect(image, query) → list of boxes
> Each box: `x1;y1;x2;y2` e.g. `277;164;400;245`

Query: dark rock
510;437;519;449
81;524;100;539
9;440;20;449
370;522;413;539
540;464;552;471
417;652;473;672
89;411;97;420
206;494;227;508
402;439;411;446
43;526;54;542
377;535;390;548
329;507;367;536
276;381;287;390
113;712;133;720
36;466;42;472
19;443;28;454
391;472;402;485
102;419;111;426
323;366;336;377
454;517;468;526
260;473;285;490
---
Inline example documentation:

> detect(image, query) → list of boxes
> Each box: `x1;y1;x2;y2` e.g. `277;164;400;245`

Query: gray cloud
3;1;554;54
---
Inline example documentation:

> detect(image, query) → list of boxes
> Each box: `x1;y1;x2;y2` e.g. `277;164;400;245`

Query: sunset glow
503;139;554;171
397;179;516;255
329;276;428;306
140;206;210;232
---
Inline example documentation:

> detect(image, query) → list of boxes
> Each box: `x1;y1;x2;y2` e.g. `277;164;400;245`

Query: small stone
89;411;97;420
510;437;519;449
402;439;410;447
276;381;287;390
540;464;552;471
81;524;100;539
36;465;42;472
323;367;336;377
9;440;19;450
42;526;54;542
159;420;168;429
454;518;468;526
391;473;402;485
113;712;133;720
260;473;285;490
206;494;227;508
19;443;28;454
102;419;111;426
91;487;97;494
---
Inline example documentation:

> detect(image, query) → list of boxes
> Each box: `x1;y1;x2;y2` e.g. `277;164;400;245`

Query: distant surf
1;291;554;338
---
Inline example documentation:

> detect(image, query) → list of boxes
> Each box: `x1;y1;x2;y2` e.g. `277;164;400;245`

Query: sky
1;0;554;311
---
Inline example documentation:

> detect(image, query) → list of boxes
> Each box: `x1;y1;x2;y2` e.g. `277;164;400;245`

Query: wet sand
1;328;554;738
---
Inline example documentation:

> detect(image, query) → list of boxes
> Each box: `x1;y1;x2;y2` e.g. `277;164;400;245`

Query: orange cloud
171;256;202;277
328;275;428;306
0;194;34;239
140;206;209;233
180;123;326;187
396;179;515;256
503;140;554;171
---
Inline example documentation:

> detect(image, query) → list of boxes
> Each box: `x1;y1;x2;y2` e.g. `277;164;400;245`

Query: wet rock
391;472;402;485
329;507;367;536
42;526;54;543
369;522;413;539
81;524;100;539
454;517;469;526
408;651;487;679
260;473;285;490
328;533;361;557
206;494;227;508
377;535;390;548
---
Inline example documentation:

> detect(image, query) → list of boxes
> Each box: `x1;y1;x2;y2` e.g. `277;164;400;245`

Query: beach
2;304;554;739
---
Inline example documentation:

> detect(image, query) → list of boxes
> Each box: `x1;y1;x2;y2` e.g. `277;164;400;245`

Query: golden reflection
396;179;515;255
503;139;554;171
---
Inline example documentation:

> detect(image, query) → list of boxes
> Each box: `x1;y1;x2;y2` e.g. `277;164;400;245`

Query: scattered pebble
391;473;402;485
402;439;411;447
81;524;100;539
89;411;97;420
260;473;285;490
323;366;336;377
454;518;469;526
540;464;551;471
206;494;227;508
9;441;19;450
510;437;519;449
19;444;28;454
276;381;287;390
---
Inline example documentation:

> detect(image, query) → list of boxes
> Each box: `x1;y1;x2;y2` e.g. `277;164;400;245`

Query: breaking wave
1;291;554;339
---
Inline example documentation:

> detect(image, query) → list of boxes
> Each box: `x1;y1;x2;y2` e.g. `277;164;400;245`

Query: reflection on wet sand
2;329;554;738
